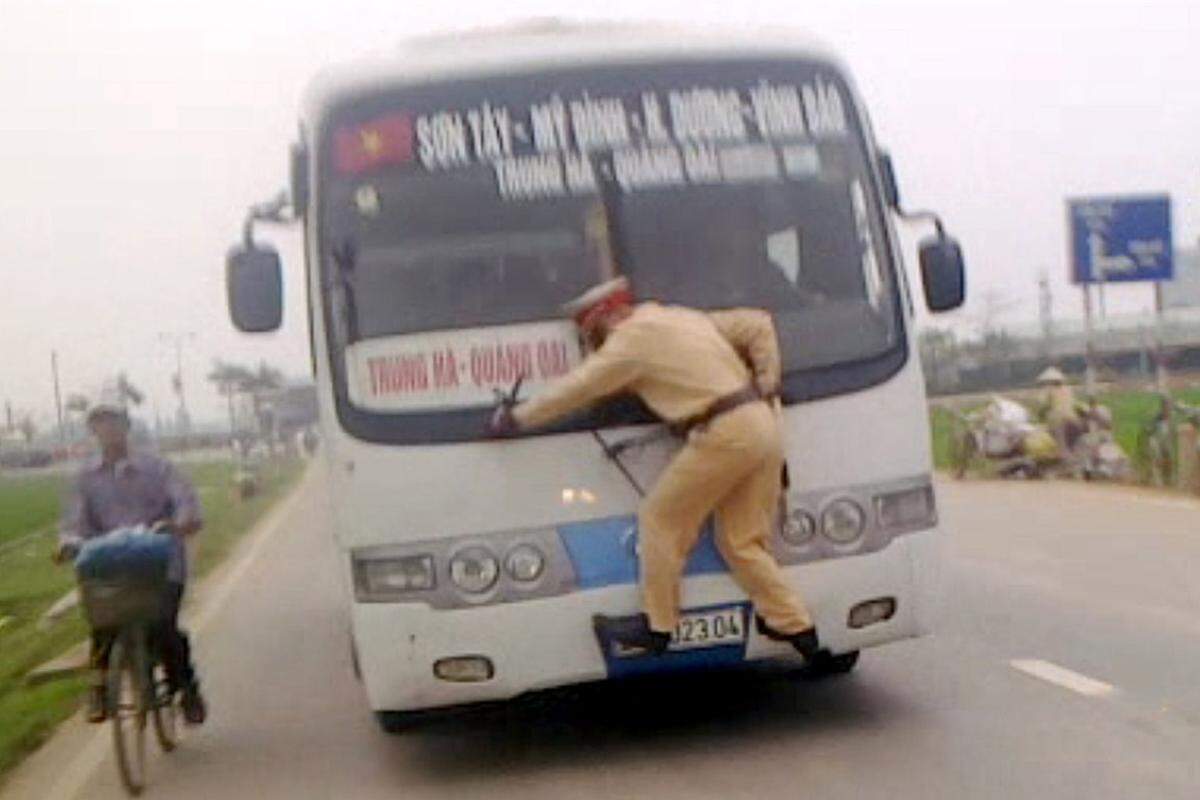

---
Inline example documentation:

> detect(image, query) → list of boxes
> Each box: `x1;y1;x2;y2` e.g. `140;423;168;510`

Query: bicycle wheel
150;660;178;752
108;634;148;796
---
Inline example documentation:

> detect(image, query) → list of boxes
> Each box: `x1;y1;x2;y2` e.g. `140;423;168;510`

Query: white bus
227;21;965;730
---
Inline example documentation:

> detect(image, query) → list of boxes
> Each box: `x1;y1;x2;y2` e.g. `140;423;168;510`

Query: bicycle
67;530;181;796
1138;399;1200;488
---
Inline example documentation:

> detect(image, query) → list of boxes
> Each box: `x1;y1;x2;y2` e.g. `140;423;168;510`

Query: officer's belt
670;385;764;437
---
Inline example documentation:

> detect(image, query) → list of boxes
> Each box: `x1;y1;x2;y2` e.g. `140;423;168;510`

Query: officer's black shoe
788;628;821;661
181;681;207;725
86;685;107;724
593;613;671;657
755;615;821;660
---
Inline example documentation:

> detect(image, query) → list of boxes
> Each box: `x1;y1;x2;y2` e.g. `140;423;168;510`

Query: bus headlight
780;507;818;546
449;547;500;594
821;499;866;544
353;554;435;601
504;544;546;583
876;486;937;532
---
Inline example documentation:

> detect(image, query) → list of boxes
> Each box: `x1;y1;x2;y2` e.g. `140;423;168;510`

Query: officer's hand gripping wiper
486;375;525;438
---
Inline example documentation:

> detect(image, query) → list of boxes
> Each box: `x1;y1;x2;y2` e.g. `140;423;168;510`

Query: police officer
57;393;207;724
489;278;818;659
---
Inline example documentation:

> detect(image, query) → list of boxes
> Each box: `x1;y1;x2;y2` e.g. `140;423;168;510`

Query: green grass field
0;474;64;547
930;387;1200;475
0;455;305;782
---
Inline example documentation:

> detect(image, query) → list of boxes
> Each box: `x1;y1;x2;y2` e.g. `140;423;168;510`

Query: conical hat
1036;367;1066;385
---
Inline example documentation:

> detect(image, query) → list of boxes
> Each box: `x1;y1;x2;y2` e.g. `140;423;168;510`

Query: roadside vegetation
0;475;62;546
0;456;305;782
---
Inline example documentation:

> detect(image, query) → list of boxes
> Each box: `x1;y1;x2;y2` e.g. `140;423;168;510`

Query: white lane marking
1049;483;1200;512
1010;659;1116;698
1127;496;1200;511
941;476;1200;513
40;471;313;800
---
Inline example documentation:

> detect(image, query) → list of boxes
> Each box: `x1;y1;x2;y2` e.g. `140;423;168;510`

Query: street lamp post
51;350;64;443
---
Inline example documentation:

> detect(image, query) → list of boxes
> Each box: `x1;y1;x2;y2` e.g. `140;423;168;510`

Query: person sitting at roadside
1035;367;1084;454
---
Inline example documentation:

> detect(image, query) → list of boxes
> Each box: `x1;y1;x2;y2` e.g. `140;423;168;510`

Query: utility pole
1037;272;1054;361
158;332;197;445
51;350;64;442
1082;283;1096;394
1154;281;1168;393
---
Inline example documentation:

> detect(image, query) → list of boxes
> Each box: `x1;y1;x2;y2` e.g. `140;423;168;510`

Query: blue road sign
1068;194;1173;284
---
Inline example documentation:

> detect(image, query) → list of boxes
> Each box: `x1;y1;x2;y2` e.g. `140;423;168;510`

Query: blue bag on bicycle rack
76;527;173;629
75;526;172;584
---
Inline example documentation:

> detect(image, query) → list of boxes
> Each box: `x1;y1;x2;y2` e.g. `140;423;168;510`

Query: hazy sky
1;0;1196;428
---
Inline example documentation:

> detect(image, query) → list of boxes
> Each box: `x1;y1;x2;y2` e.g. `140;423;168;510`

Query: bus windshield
318;59;904;443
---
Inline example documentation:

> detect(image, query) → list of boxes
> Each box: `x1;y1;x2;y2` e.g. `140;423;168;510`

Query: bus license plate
670;606;746;651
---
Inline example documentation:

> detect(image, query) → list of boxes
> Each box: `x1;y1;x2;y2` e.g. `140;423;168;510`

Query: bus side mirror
919;234;965;313
227;244;283;332
878;151;900;209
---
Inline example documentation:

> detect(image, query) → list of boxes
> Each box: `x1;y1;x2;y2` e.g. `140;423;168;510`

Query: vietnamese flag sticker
334;113;415;175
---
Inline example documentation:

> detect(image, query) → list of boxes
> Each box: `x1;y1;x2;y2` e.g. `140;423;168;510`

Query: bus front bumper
352;527;940;714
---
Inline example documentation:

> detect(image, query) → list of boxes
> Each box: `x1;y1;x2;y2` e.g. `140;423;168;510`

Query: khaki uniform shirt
513;303;780;430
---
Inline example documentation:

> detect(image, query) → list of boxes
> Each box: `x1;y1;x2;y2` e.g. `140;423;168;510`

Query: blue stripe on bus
557;515;730;589
603;641;748;678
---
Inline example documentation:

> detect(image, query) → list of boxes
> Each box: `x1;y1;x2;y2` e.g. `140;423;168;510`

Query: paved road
7;473;1199;799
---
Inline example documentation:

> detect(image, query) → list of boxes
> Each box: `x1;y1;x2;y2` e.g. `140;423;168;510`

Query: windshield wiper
588;150;632;275
581;152;678;498
591;428;678;498
330;238;361;344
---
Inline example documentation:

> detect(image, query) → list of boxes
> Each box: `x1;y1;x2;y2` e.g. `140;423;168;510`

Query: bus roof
301;19;845;126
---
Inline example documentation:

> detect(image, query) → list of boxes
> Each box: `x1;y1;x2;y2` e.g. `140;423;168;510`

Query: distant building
1163;245;1200;310
268;382;319;441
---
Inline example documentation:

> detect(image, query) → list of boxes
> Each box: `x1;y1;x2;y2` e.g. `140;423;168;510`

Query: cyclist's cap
86;385;129;422
562;277;633;328
87;403;128;423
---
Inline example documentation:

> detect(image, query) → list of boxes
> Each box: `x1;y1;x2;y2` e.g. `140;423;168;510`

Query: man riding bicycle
56;393;207;725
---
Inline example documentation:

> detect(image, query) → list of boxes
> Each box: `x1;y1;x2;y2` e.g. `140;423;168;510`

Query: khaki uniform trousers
638;401;814;635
